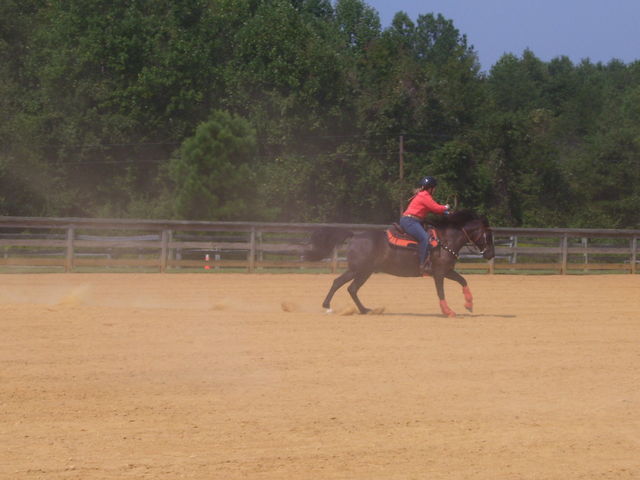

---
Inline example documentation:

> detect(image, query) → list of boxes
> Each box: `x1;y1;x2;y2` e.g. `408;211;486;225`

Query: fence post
257;231;263;263
560;234;568;274
248;227;256;273
65;226;75;272
632;237;637;274
160;230;170;273
331;247;338;273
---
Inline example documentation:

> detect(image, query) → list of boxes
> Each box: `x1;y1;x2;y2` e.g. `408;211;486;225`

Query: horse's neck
438;227;467;252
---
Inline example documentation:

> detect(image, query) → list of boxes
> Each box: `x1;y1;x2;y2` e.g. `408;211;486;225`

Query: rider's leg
399;217;429;268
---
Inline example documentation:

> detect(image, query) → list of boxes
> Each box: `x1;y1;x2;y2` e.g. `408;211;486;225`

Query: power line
50;148;434;165
54;159;165;165
23;141;181;148
13;132;454;149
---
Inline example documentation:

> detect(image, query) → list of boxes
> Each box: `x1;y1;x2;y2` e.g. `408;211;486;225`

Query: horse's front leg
444;270;473;312
433;274;456;317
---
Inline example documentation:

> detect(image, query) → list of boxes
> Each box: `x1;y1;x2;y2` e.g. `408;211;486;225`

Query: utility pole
399;134;404;215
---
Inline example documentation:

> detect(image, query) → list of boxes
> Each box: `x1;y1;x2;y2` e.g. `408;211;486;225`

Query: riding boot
421;259;432;275
421;248;432;275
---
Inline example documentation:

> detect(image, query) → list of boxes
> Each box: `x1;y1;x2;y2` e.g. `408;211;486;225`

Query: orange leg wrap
462;286;473;311
439;300;456;317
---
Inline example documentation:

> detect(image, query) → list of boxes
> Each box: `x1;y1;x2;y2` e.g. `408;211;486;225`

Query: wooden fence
0;216;638;274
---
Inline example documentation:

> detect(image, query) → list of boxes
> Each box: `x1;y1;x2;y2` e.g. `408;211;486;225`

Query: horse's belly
378;247;421;277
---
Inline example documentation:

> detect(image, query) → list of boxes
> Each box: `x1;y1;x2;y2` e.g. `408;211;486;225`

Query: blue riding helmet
418;176;437;189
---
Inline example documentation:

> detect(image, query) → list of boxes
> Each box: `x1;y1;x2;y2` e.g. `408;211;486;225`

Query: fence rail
0;216;638;274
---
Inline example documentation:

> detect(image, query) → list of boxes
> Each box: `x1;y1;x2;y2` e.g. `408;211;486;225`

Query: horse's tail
304;227;353;261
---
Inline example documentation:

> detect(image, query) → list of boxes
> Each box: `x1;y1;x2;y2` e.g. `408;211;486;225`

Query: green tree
167;110;258;220
4;0;640;227
566;73;640;228
334;0;381;50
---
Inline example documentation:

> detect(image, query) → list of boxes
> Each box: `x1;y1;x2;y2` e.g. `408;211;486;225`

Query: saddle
386;223;439;250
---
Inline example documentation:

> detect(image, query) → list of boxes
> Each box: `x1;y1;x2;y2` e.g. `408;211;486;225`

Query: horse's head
442;210;495;260
470;218;495;260
465;216;494;260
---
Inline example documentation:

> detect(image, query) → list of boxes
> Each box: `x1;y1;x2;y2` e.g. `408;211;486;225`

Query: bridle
432;218;493;260
461;224;492;256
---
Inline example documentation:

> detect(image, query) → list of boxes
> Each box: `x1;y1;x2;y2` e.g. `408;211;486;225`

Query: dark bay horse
305;210;495;317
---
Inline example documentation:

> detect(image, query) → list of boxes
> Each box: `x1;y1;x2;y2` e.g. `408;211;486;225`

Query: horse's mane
429;209;489;229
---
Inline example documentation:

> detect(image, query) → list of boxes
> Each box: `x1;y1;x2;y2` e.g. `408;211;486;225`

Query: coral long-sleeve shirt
402;190;448;219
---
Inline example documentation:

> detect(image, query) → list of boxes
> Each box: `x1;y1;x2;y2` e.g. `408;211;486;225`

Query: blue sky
364;0;640;71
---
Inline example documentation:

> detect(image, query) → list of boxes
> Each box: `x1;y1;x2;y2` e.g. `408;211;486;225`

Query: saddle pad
385;224;440;249
386;226;418;249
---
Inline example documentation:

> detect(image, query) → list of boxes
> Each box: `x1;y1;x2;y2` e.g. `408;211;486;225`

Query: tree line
2;0;639;228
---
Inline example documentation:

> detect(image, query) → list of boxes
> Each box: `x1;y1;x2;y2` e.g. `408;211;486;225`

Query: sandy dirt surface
1;272;639;479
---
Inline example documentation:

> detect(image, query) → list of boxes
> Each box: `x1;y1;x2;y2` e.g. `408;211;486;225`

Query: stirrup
421;259;432;276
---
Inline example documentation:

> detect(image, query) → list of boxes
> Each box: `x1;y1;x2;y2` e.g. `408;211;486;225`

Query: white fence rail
0;216;638;274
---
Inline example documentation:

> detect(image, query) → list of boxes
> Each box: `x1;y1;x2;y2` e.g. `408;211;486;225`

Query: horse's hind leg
322;270;356;312
347;270;373;314
445;270;473;312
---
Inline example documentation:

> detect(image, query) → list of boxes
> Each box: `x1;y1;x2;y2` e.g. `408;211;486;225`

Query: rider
400;176;450;273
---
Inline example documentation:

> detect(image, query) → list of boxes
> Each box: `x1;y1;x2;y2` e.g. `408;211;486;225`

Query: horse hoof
325;308;333;314
465;305;473;312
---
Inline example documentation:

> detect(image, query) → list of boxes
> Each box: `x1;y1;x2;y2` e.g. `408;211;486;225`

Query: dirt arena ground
1;273;639;479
